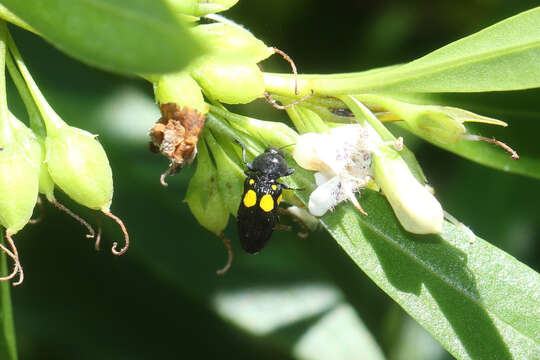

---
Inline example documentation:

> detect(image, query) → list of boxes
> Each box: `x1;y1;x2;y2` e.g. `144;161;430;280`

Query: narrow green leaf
0;237;17;360
264;7;540;95
2;0;203;75
364;6;540;93
286;173;540;360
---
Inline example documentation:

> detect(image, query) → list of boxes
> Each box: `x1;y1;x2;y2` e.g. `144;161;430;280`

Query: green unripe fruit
153;72;208;114
191;56;265;104
45;126;113;211
9;113;55;201
0;124;39;234
36;136;55;201
191;23;273;63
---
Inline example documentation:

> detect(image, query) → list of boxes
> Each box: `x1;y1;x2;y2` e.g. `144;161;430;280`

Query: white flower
293;124;375;216
293;123;444;235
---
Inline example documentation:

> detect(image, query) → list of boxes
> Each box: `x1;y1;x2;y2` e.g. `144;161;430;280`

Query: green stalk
5;52;45;137
0;22;12;144
0;231;18;360
6;31;65;134
262;64;403;97
0;5;36;35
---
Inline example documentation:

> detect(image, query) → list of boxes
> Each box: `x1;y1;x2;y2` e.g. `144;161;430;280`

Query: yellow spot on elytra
249;179;255;185
243;190;257;208
259;194;274;212
277;194;282;204
271;184;277;191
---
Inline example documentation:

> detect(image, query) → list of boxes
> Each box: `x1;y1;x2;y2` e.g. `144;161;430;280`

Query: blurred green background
6;1;539;359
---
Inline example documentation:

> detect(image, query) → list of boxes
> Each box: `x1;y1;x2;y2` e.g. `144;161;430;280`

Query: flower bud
9;114;55;201
185;135;229;233
191;23;273;64
45;126;113;211
153;71;208;114
190;56;265;104
204;130;244;216
293;132;328;171
356;94;506;144
372;148;443;234
0;118;39;234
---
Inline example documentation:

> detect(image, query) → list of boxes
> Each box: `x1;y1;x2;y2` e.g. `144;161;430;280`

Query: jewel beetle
236;142;295;254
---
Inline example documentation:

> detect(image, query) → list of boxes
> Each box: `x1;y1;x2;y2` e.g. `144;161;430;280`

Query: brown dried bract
149;103;206;185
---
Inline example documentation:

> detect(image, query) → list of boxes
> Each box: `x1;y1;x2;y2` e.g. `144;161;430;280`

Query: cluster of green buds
0;23;128;285
145;8;518;270
145;4;518;273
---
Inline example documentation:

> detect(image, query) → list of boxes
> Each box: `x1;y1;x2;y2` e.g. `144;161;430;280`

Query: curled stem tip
216;232;233;275
52;201;95;239
159;163;180;187
271;47;299;95
28;196;45;225
102;211;130;255
0;232;24;286
263;89;314;110
464;135;519;160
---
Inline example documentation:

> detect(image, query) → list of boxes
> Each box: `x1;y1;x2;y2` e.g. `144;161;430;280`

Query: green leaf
286;168;540;360
0;237;17;360
264;7;540;95
2;0;203;75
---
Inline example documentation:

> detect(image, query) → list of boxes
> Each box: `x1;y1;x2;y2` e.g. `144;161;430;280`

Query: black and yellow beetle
236;143;295;254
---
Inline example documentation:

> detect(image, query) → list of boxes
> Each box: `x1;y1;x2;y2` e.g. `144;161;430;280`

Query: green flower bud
9;113;55;201
45;125;113;211
0;117;39;234
191;56;265;104
204;130;244;216
153;71;208;114
355;94;506;144
372;146;443;234
191;23;273;63
286;105;329;134
185;135;229;232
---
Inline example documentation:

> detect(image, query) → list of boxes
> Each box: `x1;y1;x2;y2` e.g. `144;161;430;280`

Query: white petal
308;176;342;217
372;153;443;234
314;171;332;186
293;133;329;171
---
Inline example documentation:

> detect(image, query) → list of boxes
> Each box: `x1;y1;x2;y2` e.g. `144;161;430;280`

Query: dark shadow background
5;1;539;359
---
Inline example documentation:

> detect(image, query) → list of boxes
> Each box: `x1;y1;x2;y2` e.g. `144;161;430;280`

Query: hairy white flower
293;125;375;216
293;122;444;235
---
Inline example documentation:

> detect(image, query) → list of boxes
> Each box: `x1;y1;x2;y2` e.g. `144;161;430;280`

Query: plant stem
5;52;46;137
0;22;13;144
262;63;403;96
7;31;65;134
0;232;18;360
0;5;36;35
